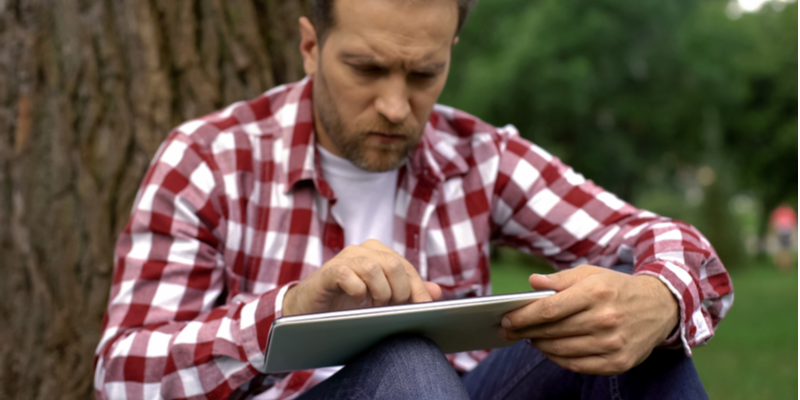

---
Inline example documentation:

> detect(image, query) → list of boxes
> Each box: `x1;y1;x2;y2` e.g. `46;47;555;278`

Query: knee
376;334;440;356
368;335;468;398
621;349;707;398
372;334;449;371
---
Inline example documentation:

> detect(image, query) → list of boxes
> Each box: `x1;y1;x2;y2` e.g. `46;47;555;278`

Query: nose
374;74;411;124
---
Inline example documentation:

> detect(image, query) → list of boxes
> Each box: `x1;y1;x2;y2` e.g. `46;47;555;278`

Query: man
769;204;797;271
94;0;733;398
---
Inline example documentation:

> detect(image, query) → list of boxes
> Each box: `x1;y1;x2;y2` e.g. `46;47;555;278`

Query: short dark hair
311;0;478;43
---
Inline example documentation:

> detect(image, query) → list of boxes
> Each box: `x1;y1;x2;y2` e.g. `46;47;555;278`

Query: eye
411;72;437;80
349;64;383;75
408;71;439;86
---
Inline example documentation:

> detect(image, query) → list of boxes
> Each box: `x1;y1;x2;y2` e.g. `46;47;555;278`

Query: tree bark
0;0;308;398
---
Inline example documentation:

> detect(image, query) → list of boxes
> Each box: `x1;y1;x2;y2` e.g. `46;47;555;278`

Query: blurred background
442;0;798;398
0;0;796;398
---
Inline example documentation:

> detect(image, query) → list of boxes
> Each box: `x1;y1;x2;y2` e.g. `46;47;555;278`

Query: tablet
264;290;555;373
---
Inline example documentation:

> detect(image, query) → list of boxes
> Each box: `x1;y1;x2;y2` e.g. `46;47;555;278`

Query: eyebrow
339;52;447;74
339;53;380;64
414;62;447;74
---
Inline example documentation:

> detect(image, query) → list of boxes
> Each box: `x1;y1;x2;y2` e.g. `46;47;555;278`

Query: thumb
423;281;442;301
529;265;600;292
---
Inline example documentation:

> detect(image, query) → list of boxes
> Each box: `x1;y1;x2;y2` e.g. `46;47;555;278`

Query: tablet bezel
264;290;555;373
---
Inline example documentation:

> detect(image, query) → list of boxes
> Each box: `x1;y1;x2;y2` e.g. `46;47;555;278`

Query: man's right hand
282;239;442;316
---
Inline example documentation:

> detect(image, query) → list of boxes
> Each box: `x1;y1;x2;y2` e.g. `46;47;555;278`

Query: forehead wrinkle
356;33;449;71
329;0;457;67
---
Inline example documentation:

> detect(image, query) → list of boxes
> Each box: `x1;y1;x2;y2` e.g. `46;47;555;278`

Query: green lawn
490;257;798;399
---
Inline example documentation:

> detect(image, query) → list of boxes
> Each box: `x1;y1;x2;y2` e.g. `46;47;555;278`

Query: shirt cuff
274;281;299;319
238;283;297;372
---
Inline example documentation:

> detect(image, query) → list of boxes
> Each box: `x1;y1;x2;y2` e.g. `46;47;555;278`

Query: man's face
300;0;459;172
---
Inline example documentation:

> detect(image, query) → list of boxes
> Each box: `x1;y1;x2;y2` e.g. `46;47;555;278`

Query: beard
313;72;424;173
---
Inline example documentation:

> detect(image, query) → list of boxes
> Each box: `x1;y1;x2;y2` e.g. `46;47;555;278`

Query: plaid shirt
94;76;733;400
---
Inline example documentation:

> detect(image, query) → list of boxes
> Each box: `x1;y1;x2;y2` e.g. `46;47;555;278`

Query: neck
311;75;344;158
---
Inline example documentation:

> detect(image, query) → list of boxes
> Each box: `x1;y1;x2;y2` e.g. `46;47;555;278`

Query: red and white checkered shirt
94;76;733;400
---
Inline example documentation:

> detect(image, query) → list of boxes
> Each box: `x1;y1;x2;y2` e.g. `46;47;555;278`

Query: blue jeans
296;334;707;400
296;265;708;400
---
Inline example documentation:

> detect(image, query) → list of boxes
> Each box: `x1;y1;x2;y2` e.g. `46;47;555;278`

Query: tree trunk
0;0;308;398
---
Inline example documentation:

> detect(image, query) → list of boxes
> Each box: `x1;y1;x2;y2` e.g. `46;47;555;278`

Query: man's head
299;0;476;172
310;0;478;45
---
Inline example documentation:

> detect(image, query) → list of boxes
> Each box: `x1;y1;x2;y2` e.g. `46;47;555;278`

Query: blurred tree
0;0;308;398
723;3;798;225
442;0;797;267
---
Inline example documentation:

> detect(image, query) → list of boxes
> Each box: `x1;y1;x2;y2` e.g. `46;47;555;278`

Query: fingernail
501;317;511;329
532;273;549;280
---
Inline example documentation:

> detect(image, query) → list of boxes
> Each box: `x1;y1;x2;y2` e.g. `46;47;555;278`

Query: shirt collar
412;111;471;182
279;76;335;199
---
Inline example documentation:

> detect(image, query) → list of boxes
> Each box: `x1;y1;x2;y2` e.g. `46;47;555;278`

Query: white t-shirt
317;145;398;248
313;145;399;380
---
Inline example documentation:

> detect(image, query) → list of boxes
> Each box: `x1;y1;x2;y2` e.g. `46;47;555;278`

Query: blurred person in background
93;0;733;399
768;204;797;271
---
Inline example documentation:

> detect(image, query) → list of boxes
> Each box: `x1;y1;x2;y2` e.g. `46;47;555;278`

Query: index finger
359;239;433;303
502;288;591;330
359;239;400;256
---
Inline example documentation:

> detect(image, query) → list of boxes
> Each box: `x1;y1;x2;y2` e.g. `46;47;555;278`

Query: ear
299;16;319;76
453;36;459;45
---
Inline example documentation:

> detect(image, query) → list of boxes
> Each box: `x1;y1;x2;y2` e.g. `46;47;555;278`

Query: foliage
441;0;798;266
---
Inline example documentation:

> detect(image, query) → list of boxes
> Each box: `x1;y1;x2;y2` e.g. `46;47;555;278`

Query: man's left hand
498;265;679;375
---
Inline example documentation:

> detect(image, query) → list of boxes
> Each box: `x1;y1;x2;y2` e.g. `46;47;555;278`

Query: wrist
283;285;298;317
637;275;680;342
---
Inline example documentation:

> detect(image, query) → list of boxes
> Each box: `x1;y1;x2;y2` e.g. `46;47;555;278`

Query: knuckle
609;355;631;374
542;324;559;338
550;340;567;355
591;285;614;301
373;290;391;303
392;291;410;303
549;272;566;285
363;239;385;249
596;309;622;329
351;285;367;298
604;335;625;352
386;257;404;273
575;264;595;275
539;299;559;320
562;358;580;373
406;264;422;278
332;265;351;281
363;261;382;277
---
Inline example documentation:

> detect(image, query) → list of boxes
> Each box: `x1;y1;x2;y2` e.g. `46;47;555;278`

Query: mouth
368;131;405;143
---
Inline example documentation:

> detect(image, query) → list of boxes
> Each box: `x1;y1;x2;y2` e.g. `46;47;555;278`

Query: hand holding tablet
265;290;555;373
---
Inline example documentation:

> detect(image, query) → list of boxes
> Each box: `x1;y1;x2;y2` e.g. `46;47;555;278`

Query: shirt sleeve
93;131;287;399
489;125;734;354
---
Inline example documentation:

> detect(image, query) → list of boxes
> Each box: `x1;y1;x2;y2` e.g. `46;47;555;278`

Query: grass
490;254;798;399
691;267;797;399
